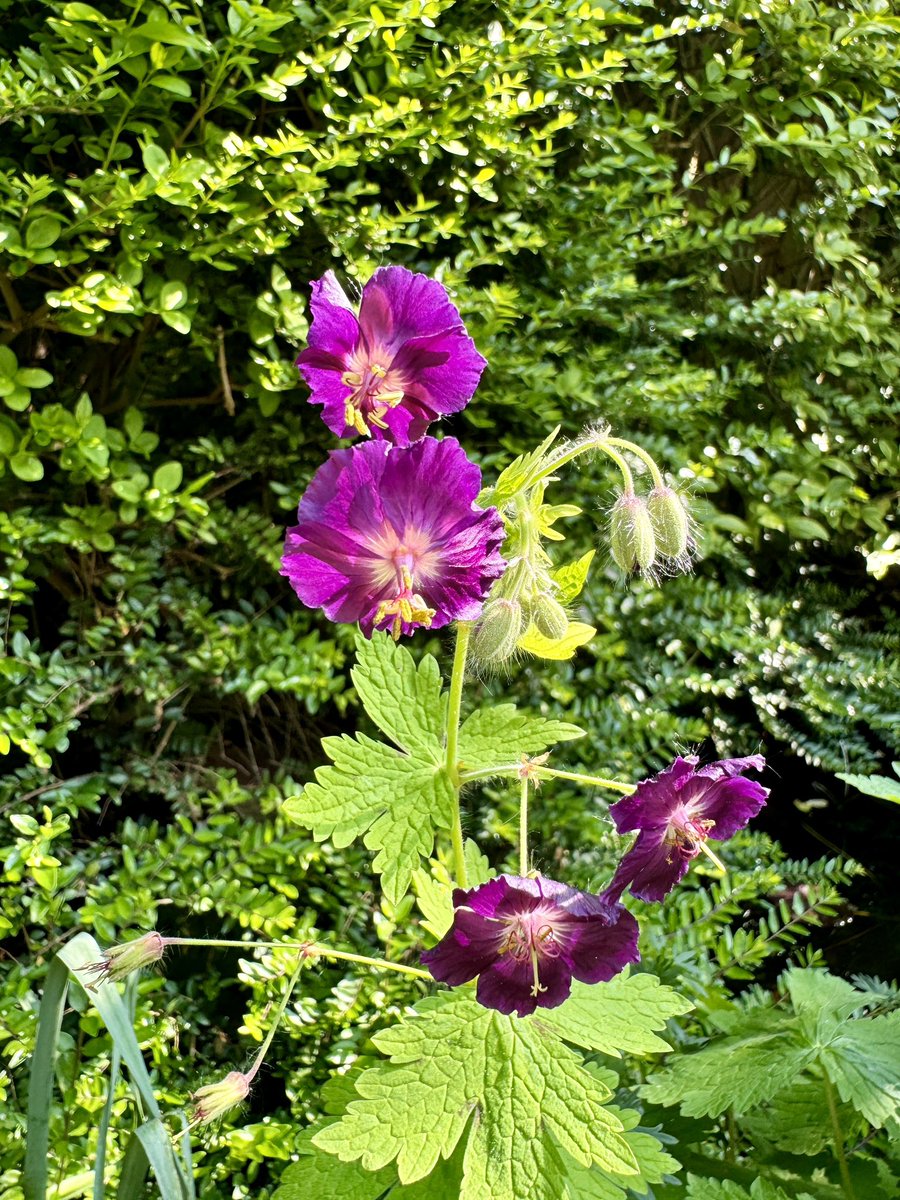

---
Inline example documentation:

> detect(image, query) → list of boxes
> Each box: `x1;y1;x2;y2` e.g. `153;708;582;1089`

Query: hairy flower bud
190;1071;251;1128
647;485;690;562
609;492;656;574
472;598;523;666
81;932;166;987
530;592;568;640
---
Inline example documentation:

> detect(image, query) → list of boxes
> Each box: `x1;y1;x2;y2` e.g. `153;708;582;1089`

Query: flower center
373;547;436;641
341;357;406;436
665;806;726;872
499;914;564;998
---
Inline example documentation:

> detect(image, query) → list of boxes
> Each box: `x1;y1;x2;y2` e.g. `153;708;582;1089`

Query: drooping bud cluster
609;482;693;579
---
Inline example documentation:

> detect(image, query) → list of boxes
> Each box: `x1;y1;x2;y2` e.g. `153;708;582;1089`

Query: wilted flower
189;1070;251;1128
602;755;769;904
281;437;506;638
296;267;487;445
421;874;640;1018
81;932;166;987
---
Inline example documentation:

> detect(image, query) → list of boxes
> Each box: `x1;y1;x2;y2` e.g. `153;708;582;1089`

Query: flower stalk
446;620;473;887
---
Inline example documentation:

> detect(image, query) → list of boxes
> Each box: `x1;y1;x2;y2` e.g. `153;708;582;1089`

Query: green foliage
836;763;900;804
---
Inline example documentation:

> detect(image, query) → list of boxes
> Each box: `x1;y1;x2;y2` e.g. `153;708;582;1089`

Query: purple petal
476;952;572;1017
608;756;698;834
685;774;769;841
568;905;641;984
359;267;471;352
602;831;691;904
391;329;487;421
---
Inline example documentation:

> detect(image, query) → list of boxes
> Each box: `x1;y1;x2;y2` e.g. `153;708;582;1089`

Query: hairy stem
163;937;431;980
823;1067;856;1199
519;775;530;876
604;436;666;489
246;956;305;1083
446;620;472;887
458;763;634;794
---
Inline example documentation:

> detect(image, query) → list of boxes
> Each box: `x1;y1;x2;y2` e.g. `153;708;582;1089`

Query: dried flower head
189;1070;251;1128
296;267;486;445
81;932;166;988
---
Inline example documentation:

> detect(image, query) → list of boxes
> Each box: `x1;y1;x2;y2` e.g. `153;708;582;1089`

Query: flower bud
647;485;690;561
530;592;568;640
472;598;523;666
609;492;656;573
190;1071;251;1128
81;932;166;987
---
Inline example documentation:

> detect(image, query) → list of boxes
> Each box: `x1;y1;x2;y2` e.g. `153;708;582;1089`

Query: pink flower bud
190;1071;251;1128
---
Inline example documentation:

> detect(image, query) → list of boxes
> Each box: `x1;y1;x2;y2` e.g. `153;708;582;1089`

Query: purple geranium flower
296;267;486;445
421;874;640;1018
602;755;769;904
281;436;506;639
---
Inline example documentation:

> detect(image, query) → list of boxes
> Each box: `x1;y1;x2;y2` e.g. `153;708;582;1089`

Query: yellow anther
341;370;363;387
351;409;369;436
370;363;387;378
369;408;389;429
378;389;404;408
400;565;414;590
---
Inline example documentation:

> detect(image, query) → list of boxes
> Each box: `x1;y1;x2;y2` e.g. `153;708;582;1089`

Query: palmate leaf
682;1178;809;1200
313;993;640;1200
351;631;445;761
540;971;693;1057
284;733;454;904
642;1024;814;1118
285;634;455;904
457;704;584;774
744;1079;862;1156
560;1093;680;1199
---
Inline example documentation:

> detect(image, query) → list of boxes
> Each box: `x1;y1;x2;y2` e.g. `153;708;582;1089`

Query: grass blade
116;1134;149;1199
24;955;70;1200
94;1040;121;1200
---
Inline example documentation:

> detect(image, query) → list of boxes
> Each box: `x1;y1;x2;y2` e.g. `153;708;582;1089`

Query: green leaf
313;993;639;1199
457;704;583;773
642;1016;813;1117
836;770;900;803
142;144;170;178
24;957;69;1200
159;281;187;311
0;345;17;378
540;971;692;1057
821;1012;900;1129
153;461;183;492
518;620;596;660
682;1177;801;1200
149;75;193;97
559;1091;680;1199
25;216;63;249
10;453;44;481
351;631;444;760
15;368;53;388
284;732;455;904
552;550;595;603
274;1134;394;1200
744;1079;860;1156
160;309;191;333
482;426;561;506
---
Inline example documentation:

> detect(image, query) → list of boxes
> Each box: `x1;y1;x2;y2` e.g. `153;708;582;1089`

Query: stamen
697;839;727;874
370;363;387;378
530;948;546;997
341;370;363;387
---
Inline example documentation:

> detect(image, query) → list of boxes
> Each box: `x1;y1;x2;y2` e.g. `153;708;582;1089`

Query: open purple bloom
296;267;486;445
602;755;769;904
281;436;506;639
421;874;640;1018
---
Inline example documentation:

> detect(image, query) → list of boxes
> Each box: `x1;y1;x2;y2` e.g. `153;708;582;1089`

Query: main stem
823;1067;855;1199
519;775;530;876
446;621;472;888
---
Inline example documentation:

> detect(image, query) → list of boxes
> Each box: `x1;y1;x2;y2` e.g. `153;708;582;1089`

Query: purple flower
421;874;640;1018
296;267;486;445
602;755;769;904
281;437;506;639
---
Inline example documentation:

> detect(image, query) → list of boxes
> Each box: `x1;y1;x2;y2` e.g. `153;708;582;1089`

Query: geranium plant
67;265;772;1199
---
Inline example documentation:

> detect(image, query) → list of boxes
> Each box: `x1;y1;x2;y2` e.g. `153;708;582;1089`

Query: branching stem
162;937;431;980
459;763;634;795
